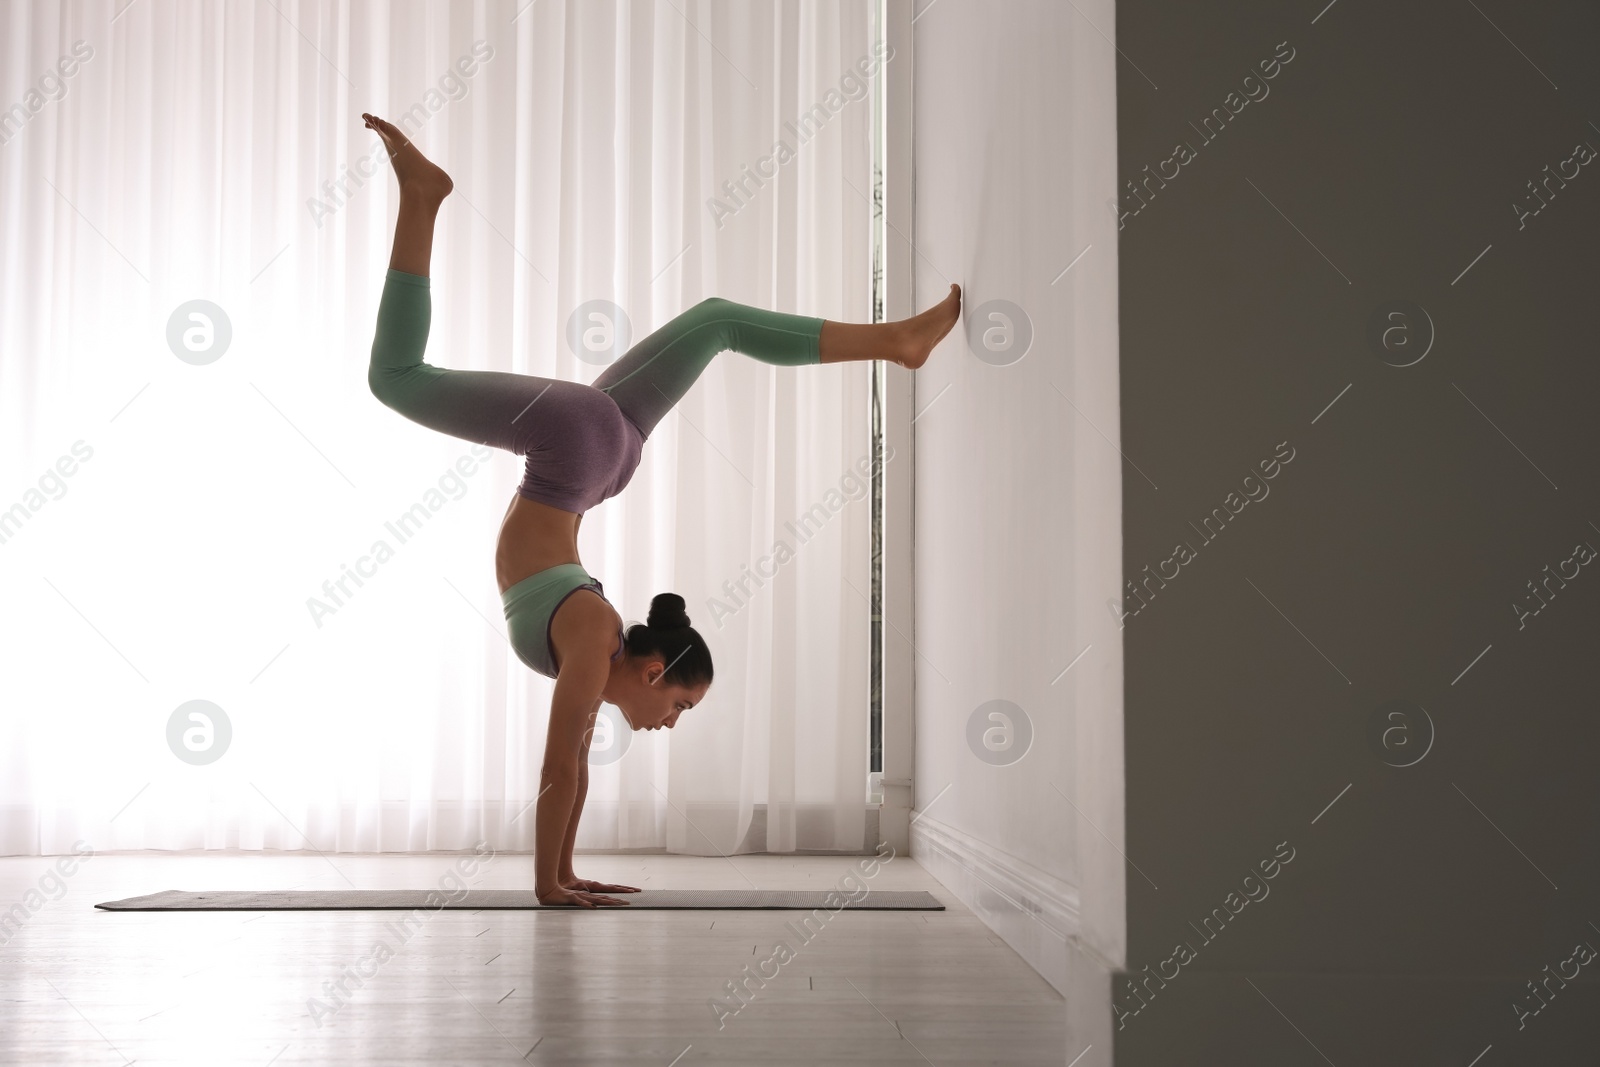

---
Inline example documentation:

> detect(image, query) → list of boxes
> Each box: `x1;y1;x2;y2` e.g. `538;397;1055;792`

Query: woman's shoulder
549;583;623;656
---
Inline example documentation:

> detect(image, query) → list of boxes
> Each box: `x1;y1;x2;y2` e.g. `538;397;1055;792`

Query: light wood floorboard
0;852;1065;1066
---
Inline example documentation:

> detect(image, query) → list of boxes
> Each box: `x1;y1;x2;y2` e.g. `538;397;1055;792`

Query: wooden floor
0;851;1066;1065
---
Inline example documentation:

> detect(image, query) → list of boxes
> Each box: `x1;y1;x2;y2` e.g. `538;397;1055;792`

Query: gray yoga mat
96;888;944;911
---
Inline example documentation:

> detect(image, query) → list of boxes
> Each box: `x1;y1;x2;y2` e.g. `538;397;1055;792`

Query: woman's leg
594;288;963;439
591;298;820;437
819;284;960;368
364;113;452;277
593;285;961;439
364;114;572;457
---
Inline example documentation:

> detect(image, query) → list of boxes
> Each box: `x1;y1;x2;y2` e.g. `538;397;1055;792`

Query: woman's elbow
539;761;581;788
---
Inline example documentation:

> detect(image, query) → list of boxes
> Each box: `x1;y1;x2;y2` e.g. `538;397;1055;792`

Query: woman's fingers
538;886;631;906
567;877;641;893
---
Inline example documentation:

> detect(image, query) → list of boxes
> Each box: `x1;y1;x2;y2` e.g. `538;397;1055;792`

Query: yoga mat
96;889;945;911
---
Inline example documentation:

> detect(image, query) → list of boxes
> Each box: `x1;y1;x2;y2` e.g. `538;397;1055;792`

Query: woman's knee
367;363;395;406
690;297;741;336
367;361;415;412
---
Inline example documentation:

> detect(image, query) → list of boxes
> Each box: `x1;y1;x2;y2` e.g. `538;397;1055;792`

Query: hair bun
647;592;690;629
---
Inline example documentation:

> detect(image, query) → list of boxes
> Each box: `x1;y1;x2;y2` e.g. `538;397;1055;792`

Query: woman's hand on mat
560;876;641;894
538;885;631;907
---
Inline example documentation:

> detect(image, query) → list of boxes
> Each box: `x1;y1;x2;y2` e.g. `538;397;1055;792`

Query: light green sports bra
500;563;626;679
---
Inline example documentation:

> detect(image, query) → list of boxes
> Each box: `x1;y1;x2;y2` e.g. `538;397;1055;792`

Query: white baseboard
910;810;1081;997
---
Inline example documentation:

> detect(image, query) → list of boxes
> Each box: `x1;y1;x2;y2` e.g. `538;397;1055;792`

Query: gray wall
1114;0;1600;1060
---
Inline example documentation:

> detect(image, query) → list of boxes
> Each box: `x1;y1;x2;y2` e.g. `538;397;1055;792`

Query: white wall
906;0;1125;999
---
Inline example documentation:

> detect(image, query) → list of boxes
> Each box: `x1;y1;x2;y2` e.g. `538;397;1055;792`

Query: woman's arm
555;703;595;884
536;648;628;906
556;699;642;895
556;771;587;883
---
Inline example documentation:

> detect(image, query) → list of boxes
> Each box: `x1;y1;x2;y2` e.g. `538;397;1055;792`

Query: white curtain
0;0;875;857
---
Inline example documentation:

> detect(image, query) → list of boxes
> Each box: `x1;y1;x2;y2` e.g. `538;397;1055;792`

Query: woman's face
613;661;709;731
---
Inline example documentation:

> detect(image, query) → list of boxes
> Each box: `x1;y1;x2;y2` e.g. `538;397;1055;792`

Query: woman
361;113;960;906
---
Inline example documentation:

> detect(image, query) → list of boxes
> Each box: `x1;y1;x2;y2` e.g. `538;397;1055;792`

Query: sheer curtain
0;0;875;857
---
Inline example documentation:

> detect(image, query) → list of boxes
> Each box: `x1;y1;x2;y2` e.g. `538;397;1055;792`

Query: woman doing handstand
361;113;961;906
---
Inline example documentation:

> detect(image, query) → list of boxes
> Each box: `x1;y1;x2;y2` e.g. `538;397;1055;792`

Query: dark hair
622;592;713;688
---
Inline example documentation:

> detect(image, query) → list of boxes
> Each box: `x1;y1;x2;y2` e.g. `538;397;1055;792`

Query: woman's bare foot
894;283;962;369
362;112;453;205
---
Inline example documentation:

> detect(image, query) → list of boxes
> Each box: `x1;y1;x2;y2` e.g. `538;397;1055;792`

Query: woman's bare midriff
496;493;620;673
495;493;584;594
